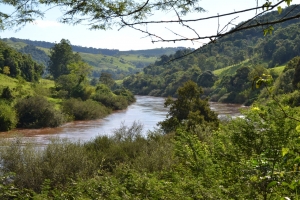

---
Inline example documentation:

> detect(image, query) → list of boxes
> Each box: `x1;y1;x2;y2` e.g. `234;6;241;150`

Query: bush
84;122;175;172
1;86;14;101
0;138;93;191
15;96;65;128
0;101;17;131
113;88;136;104
62;98;111;120
92;93;129;110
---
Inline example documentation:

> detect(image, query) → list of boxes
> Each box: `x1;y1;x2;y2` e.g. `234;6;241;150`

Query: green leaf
285;0;292;6
282;148;289;156
267;181;277;189
277;6;282;14
296;125;300;132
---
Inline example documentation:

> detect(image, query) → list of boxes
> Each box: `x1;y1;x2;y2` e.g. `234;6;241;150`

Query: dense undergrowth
0;100;299;199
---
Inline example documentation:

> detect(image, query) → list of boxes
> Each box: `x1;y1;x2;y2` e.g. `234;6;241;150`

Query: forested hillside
0;41;44;82
123;5;300;105
0;39;135;132
1;38;185;78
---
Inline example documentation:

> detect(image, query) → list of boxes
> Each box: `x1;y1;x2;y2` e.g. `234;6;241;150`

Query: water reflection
1;96;245;144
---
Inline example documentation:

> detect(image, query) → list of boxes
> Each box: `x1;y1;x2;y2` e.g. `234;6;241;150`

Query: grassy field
80;53;134;72
213;61;247;77
2;40;27;50
269;65;285;76
0;74;56;99
37;47;51;55
3;39;158;73
0;74;19;88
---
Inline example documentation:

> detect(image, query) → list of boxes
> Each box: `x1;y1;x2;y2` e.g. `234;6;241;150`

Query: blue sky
0;0;293;50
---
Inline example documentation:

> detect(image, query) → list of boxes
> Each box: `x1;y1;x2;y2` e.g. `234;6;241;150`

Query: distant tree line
122;5;300;105
0;41;44;82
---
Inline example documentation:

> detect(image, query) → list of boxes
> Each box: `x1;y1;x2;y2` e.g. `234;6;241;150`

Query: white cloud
33;20;62;28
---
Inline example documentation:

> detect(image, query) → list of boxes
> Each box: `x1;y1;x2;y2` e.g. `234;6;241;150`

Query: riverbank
0;96;245;144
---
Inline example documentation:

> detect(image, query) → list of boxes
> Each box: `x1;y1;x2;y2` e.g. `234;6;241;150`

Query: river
1;96;245;144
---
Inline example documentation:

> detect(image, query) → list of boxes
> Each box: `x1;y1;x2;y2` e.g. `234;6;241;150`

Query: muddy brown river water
1;96;246;144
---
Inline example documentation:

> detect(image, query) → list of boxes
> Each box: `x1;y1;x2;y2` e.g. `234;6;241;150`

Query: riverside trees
159;80;219;133
48;39;82;79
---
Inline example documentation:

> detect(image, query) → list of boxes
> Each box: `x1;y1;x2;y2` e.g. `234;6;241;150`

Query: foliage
0;100;17;131
62;98;111;120
99;72;116;88
159;80;219;133
0;86;13;101
19;44;49;67
54;61;93;100
214;102;300;199
48;39;81;79
92;84;135;110
0;138;93;192
291;56;300;89
197;70;217;88
15;96;65;128
0;40;44;82
113;87;136;104
1;0;295;49
121;5;300;105
0;100;299;199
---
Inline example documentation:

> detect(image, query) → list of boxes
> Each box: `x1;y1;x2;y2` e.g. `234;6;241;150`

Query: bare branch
123;0;286;26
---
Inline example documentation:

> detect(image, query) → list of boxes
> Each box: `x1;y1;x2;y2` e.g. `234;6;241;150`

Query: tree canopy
48;39;82;79
159;80;219;133
0;0;298;50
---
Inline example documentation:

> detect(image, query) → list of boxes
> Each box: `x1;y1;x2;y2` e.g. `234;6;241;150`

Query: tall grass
0;122;175;193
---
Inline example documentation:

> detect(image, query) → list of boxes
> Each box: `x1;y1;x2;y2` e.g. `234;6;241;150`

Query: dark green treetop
48;39;82;79
159;80;219;133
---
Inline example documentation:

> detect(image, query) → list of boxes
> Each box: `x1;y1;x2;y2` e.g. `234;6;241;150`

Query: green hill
1;38;184;79
122;5;300;105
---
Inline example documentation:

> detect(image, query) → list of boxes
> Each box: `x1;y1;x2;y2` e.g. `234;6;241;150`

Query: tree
197;70;217;88
15;96;65;128
215;102;300;199
2;66;10;75
99;72;116;88
54;61;92;99
1;1;297;54
0;41;44;81
159;80;219;133
292;56;300;89
1;86;13;101
48;39;81;79
0;100;17;131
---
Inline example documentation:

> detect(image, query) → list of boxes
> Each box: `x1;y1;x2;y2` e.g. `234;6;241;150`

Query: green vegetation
0;40;44;82
0;38;135;131
122;5;300;106
19;45;49;67
62;98;110;120
159;81;219;133
0;99;299;199
0;100;17;131
1;38;181;79
1;2;300;200
15;96;65;128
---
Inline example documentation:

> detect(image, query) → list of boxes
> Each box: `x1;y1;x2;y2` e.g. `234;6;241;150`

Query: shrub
92;93;129;110
1;86;14;101
0;138;93;191
84;122;176;173
0;101;17;131
15;96;65;128
113;88;136;104
62;98;111;120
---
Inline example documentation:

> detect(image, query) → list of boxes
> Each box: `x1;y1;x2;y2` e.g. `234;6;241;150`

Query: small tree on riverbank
159;80;219;133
